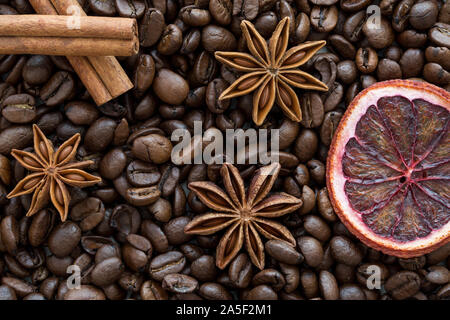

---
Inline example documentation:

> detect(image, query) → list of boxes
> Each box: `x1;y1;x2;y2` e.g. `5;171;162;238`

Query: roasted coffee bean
410;1;439;30
319;270;339;300
320;110;343;146
21;55;52;85
48;222;81;258
397;29;428;48
425;46;450;70
310;5;338;32
265;240;304;265
252;269;286;291
297;236;324;268
330;236;363;266
202;25;237;52
336;60;358;85
140;279;167;300
329;34;356;59
164;217;191;244
2;93;37;123
157;25;183;55
300;93;324;128
149;251;186;281
340;284;366;300
0;215;19;254
206;78;230;114
64;285;106;300
162;273;199;293
385;271;421;300
115;0;145;18
64;101;99;125
90;257;124;287
199;282;232;300
355;47;378;73
153;68;189;105
228;253;253;288
293;129;318;163
140;8;165;47
40;71;75;107
423;62;450;85
141;220;169;253
191;255;217;282
209;0;232;25
377;58;402;81
343;10;366;42
363;17;394;49
133;55;155;97
425;266;449;284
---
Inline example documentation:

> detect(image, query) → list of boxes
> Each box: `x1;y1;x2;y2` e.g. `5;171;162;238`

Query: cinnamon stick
49;0;134;98
28;0;112;106
0;35;138;56
29;0;133;103
0;15;137;40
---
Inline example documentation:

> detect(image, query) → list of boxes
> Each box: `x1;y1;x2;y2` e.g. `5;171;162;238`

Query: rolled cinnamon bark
28;0;134;103
49;0;134;98
28;0;112;106
0;35;139;56
0;15;137;40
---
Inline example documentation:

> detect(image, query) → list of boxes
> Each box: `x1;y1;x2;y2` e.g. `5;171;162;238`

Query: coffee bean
40;71;75;107
0;215;19;254
343;10;366;42
228;253;253;288
311;5;338;32
423;62;450;85
157;25;183;56
91;257;124;287
377;58;402;80
199;282;232;300
297;236;324;268
265;240;304;265
410;1;439;30
140;279;168;300
162;273;199;293
300;92;324;128
330;236;363;266
115;0;145;18
64;285;106;300
0;125;33;155
153;68;189;105
134;54;155;97
293;129;318;163
149;251;186;281
48;221;81;258
355;47;378;73
319;270;339;300
202;25;237;52
340;284;366;300
140;9;165;47
385;271;421;300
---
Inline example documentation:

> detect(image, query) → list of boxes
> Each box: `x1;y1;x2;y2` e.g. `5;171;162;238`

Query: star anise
184;162;303;270
7;124;101;221
215;17;328;126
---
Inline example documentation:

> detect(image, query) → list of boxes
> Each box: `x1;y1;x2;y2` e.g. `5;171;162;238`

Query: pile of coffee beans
0;0;448;300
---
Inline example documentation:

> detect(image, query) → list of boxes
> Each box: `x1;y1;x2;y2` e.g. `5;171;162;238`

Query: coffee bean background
0;0;448;300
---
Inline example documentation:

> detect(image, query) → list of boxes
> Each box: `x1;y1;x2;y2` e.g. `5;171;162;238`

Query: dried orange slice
327;80;450;257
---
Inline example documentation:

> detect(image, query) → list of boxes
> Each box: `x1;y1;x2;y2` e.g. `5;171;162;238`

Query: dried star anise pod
7;124;101;221
184;162;303;270
215;17;328;126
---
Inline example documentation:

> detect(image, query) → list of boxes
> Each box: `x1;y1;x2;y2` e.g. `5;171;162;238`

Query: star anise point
184;162;302;270
7;125;101;221
215;17;328;126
